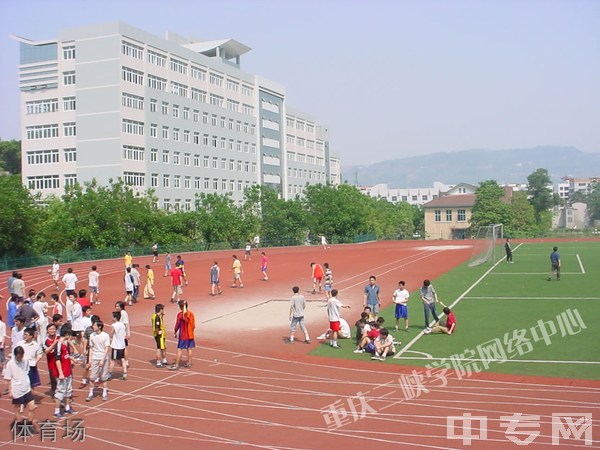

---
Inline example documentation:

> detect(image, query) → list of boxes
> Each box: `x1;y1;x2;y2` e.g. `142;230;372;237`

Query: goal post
467;224;504;267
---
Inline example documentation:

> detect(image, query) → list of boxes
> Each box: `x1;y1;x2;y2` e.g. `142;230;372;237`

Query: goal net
467;224;503;267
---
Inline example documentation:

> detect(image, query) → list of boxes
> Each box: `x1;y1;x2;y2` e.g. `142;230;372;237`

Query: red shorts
329;321;341;332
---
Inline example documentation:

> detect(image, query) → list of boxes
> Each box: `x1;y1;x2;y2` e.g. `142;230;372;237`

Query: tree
195;192;244;249
257;186;307;246
527;168;554;225
0;175;40;256
586;182;600;222
0;139;21;174
507;191;536;237
470;180;511;231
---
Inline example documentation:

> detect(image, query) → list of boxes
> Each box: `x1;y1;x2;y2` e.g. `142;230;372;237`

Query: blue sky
1;0;599;165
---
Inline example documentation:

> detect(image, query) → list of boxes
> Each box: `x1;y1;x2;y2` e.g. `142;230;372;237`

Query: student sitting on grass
371;328;396;361
423;307;456;335
353;322;381;354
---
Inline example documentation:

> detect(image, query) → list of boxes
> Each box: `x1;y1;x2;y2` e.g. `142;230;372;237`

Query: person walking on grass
420;279;445;331
287;286;310;344
548;246;561;281
363;276;381;320
170;301;195;370
326;289;351;349
231;255;244;288
210;261;222;296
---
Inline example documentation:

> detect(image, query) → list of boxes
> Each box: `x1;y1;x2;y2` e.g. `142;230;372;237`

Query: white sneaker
331;344;340;349
371;356;381;360
424;328;432;334
353;349;363;354
317;334;327;340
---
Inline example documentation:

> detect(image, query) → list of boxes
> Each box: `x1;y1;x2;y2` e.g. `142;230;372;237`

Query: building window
184;176;191;189
26;99;58;114
122;119;144;135
63;122;76;137
191;66;206;81
457;209;466;222
26;124;59;140
422;195;428;201
173;175;181;188
171;82;188;97
162;150;169;164
191;88;207;103
170;58;187;75
148;50;166;67
163;174;170;188
434;210;441;222
193;110;199;122
193;132;200;145
163;198;171;211
173;128;180;141
123;145;145;161
173;152;180;165
172;105;180;118
122;41;143;59
193;154;200;167
122;93;144;109
151;173;158;187
183;130;190;143
148;74;166;91
203;156;209;168
150;148;158;162
162;126;169;140
194;177;201;189
209;72;223;86
209;94;223;108
123;171;145;187
150;98;157;112
63;71;76;85
203;178;210;189
63;97;76;111
446;210;452;221
183;107;189;120
122;66;143;85
62;148;76;162
28;175;60;190
150;124;157;138
63;46;75;60
212;157;218;169
26;149;59;165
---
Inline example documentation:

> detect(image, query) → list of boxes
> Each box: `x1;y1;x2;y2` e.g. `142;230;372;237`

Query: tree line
0;176;422;257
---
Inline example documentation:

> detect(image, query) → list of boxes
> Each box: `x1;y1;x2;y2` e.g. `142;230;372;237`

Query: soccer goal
467;224;504;267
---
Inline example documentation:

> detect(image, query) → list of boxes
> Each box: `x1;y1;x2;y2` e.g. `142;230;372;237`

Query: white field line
577;253;586;274
464;296;600;300
393;357;600;365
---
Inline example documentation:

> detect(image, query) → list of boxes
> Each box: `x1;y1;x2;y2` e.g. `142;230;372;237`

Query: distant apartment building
556;176;600;201
14;22;340;210
358;181;455;206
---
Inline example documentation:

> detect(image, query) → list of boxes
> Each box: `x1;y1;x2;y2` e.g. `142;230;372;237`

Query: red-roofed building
422;183;477;239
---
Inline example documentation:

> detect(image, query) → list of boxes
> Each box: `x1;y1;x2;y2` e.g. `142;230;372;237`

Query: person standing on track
62;268;78;298
86;319;111;402
144;265;156;300
310;262;324;294
287;286;310;344
170;264;184;303
231;255;244;288
326;289;351;349
51;259;60;291
260;252;269;281
151;304;168;367
420;279;444;331
152;243;159;263
88;265;100;305
210;262;222;296
170;300;196;370
164;252;172;277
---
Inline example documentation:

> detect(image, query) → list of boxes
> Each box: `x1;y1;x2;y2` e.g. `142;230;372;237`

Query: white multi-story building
556;176;600;201
14;22;340;210
358;182;455;206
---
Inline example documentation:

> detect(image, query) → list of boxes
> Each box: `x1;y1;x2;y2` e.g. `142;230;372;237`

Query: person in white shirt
109;311;128;380
88;266;100;305
392;280;410;331
86;320;111;402
326;289;351;349
372;328;396;361
62;268;78;297
33;292;49;345
51;259;60;291
11;315;25;354
4;346;37;433
16;327;43;396
0;315;6;367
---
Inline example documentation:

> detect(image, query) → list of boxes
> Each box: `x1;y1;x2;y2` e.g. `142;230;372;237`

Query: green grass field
312;241;600;380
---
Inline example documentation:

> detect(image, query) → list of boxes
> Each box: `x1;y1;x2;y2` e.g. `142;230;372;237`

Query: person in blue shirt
548;246;561;281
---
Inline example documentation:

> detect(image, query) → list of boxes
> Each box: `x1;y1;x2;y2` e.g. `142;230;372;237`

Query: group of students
1;299;129;436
